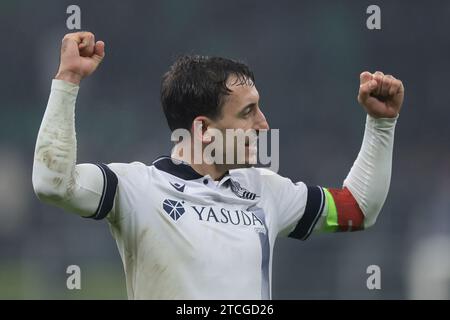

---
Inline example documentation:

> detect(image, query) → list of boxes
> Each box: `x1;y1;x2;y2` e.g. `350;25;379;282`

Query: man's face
205;75;270;168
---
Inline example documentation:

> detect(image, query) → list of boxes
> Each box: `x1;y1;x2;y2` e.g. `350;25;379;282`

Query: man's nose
254;109;269;130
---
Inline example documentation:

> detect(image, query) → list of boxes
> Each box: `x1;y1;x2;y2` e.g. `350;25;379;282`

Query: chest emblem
229;180;257;200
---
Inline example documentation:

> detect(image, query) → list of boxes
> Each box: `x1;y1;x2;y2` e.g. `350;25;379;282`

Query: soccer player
32;32;404;299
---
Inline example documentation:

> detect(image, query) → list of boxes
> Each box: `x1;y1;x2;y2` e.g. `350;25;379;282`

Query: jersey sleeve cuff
51;79;80;96
288;186;325;240
86;163;118;220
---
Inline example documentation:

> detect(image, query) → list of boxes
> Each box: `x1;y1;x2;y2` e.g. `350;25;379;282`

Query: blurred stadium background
0;0;449;299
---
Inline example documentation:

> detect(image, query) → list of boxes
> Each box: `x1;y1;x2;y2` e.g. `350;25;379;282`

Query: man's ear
191;116;213;143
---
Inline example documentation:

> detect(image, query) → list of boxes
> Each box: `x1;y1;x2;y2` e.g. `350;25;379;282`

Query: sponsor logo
162;200;265;232
191;205;263;227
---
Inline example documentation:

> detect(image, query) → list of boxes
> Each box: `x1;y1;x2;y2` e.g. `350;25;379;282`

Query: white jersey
33;80;396;300
99;156;325;299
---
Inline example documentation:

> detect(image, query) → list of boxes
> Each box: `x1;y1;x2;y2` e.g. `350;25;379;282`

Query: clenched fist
55;32;105;85
358;71;404;118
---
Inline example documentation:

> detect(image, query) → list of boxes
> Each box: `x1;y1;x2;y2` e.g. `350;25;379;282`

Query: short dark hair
161;55;255;131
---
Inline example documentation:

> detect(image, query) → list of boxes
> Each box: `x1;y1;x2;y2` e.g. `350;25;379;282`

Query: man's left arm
311;71;404;233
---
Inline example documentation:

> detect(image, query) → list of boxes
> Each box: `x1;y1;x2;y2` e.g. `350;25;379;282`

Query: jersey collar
152;156;231;184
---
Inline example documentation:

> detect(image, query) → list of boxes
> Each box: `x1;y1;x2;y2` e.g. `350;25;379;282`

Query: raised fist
358;71;404;118
55;32;105;85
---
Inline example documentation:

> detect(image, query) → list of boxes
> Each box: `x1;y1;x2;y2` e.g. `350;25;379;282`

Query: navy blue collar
152;156;231;182
152;156;204;180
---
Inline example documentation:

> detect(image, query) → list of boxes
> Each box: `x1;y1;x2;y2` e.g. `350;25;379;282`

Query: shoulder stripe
288;186;325;240
86;163;118;220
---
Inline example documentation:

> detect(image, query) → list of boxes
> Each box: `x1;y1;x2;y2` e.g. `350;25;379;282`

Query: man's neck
190;162;229;181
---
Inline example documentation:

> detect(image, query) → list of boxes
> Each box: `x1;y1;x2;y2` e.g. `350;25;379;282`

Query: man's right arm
32;32;114;218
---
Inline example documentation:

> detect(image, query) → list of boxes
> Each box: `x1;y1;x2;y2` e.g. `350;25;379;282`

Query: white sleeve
258;169;325;239
342;114;398;228
32;79;117;219
263;114;397;239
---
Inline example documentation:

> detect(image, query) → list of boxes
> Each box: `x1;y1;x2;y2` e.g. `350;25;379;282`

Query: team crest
229;180;257;200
